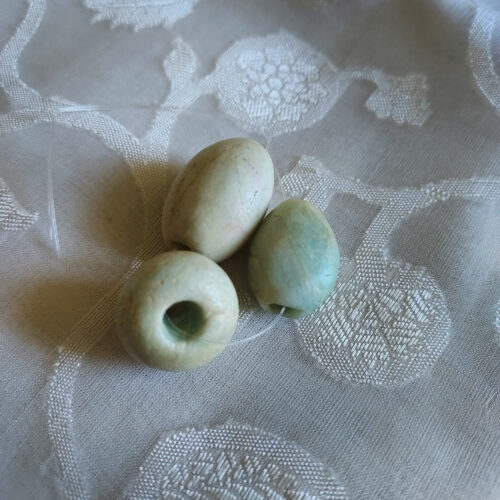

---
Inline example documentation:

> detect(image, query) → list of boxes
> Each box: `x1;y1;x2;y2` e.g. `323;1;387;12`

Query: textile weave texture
0;0;499;499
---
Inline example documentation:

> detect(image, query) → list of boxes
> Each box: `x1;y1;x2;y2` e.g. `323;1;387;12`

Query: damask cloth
0;0;499;498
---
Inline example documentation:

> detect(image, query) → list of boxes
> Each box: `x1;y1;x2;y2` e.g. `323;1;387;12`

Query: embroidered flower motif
83;0;201;31
124;423;347;499
214;32;431;136
236;47;328;125
365;73;431;126
0;177;38;231
215;32;336;137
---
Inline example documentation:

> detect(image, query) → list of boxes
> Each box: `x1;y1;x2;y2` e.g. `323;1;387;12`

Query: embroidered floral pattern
468;7;500;113
239;49;328;119
214;33;335;137
218;35;330;135
301;264;449;384
0;177;38;231
365;73;431;126
83;0;200;31
283;156;500;385
123;423;347;499
213;32;431;136
0;0;476;497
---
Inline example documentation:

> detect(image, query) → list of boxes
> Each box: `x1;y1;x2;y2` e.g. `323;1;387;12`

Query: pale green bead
248;199;340;318
116;251;239;371
162;138;274;262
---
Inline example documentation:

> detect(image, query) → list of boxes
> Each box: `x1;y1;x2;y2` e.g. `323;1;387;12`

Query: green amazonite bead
116;251;239;371
248;199;340;319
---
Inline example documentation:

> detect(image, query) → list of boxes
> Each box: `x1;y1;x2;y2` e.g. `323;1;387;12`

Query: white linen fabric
0;0;499;498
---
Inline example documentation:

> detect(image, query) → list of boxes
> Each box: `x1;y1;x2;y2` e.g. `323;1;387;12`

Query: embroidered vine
0;0;479;497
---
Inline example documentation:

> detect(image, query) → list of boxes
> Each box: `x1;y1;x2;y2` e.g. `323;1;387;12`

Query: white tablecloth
1;0;499;498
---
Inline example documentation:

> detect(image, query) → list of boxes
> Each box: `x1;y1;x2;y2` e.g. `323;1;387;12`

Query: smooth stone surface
162;138;274;262
116;251;239;371
248;199;340;319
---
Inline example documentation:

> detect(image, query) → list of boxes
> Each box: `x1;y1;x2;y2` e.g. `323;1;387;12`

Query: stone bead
116;251;239;371
248;199;340;318
162;138;274;262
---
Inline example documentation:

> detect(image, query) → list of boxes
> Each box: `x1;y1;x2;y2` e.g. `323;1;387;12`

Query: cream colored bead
116;251;239;371
162;138;274;262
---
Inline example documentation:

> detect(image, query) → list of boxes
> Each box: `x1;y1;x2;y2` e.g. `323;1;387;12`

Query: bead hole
164;301;204;340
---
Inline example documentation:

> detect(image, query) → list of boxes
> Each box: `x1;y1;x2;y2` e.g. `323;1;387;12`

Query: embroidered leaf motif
123;423;347;499
299;271;450;385
161;451;317;499
83;0;200;31
365;73;431;126
0;177;38;231
163;38;198;89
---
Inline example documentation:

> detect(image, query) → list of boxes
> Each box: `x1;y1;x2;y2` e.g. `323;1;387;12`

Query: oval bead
162;138;274;262
116;251;239;371
248;199;340;318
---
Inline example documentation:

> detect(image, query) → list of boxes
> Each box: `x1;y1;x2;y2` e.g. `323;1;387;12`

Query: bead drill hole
164;301;204;340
